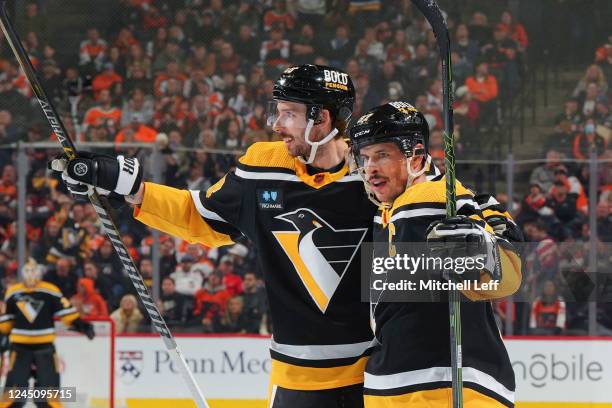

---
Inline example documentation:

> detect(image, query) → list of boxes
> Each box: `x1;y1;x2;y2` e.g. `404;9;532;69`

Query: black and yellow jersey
134;141;377;390
364;175;522;408
0;282;80;345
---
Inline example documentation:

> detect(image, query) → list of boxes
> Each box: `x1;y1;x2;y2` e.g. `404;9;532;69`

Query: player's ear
315;109;332;128
411;143;426;170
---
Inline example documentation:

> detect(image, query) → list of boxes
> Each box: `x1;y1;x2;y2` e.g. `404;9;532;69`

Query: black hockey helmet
270;64;355;132
349;101;430;161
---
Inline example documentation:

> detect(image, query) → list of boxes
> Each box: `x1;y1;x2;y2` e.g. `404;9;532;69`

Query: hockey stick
410;1;462;406
0;4;210;408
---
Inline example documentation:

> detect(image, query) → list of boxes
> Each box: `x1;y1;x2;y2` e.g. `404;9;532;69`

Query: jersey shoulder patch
238;141;295;170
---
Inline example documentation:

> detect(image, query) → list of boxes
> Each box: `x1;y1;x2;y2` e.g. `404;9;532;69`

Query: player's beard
279;130;310;158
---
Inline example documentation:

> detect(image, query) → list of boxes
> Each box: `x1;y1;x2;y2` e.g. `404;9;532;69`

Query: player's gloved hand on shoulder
426;216;501;281
49;151;142;208
71;318;95;340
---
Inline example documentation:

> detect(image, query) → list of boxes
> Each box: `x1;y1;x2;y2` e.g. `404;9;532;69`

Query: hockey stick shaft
411;1;462;407
0;4;210;407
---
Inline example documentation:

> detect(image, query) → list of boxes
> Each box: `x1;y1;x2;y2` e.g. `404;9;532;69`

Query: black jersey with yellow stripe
0;282;80;345
135;141;377;390
365;176;522;407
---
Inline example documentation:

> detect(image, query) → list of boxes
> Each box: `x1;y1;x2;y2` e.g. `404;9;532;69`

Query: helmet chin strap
298;118;339;164
405;154;431;188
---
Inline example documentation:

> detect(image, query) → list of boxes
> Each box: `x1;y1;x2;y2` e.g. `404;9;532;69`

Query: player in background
348;102;522;407
51;64;376;407
0;259;94;408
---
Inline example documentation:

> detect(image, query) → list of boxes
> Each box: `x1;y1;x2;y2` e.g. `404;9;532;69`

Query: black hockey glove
426;216;501;281
49;151;142;208
71;318;95;340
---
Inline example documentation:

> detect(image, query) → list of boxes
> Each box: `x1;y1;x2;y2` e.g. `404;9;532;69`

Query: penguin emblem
273;208;367;313
16;295;45;323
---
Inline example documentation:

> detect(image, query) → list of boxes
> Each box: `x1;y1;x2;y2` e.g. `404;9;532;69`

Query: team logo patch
388;101;417;115
118;351;143;384
257;189;283;210
74;162;88;176
16;295;44;323
272;209;367;313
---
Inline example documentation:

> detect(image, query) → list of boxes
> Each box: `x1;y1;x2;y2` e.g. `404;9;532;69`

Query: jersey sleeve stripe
235;167;301;182
270;339;375;361
0;314;14;322
364;366;514;403
54;307;78;317
11;328;55;336
237;162;296;175
190;190;230;224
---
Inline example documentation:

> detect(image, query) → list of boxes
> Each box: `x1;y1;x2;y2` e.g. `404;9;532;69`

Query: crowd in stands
496;33;612;335
0;0;607;335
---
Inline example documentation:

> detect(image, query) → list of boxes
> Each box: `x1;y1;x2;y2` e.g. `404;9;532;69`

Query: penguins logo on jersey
16;295;44;323
272;208;367;313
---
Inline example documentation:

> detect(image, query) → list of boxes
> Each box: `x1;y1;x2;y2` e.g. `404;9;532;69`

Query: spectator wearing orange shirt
71;277;109;319
193;272;231;332
79;28;107;72
530;280;566;335
550;165;588;215
114;28;139;55
465;61;498;103
0;164;17;204
186;43;216;77
153;59;187;97
82;89;122;134
92;62;123;97
260;25;290;69
572;119;607;160
263;0;295;32
499;10;528;51
465;61;498;129
114;113;157;143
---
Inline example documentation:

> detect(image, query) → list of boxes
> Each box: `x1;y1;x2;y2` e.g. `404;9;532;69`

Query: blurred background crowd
0;0;609;336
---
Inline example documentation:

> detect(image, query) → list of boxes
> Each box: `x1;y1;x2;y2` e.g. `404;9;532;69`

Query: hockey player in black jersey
51;65;376;407
349;102;522;407
0;259;94;408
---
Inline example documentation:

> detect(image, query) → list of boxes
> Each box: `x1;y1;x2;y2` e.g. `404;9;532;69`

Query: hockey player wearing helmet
51;65;376;407
0;259;94;407
349;102;522;407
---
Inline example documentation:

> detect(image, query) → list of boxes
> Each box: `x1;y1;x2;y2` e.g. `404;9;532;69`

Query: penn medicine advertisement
56;336;612;407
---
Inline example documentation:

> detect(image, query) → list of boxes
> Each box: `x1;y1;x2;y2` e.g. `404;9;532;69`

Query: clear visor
266;100;309;130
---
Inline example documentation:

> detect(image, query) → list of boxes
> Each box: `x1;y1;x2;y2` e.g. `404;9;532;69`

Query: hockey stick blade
0;3;210;407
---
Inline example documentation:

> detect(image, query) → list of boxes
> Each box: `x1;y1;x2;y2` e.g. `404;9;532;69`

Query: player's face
359;142;408;204
271;101;310;157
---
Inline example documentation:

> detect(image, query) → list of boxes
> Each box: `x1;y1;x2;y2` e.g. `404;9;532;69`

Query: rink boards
88;334;612;407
